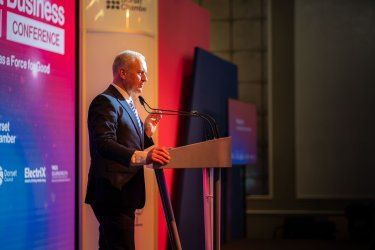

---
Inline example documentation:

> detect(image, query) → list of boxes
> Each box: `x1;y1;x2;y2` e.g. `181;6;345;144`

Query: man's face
123;58;148;95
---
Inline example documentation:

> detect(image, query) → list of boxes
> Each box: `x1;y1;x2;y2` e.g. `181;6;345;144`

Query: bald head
112;50;146;77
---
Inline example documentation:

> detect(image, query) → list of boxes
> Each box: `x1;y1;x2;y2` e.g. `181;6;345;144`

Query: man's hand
146;146;171;167
144;112;162;137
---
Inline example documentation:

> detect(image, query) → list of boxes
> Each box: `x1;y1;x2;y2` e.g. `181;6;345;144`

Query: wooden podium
149;137;232;250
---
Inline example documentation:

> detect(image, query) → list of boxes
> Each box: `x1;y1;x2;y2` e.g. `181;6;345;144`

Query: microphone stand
139;96;222;250
139;96;219;139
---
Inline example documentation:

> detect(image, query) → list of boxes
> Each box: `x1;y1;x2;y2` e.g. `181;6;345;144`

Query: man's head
112;50;148;95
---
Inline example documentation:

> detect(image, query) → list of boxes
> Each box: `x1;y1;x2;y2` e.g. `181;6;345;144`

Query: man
85;50;170;249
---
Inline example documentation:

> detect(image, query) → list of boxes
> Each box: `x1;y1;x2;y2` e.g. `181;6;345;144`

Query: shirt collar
111;83;132;103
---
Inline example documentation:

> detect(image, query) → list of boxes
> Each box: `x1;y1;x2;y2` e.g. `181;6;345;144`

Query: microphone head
138;96;145;106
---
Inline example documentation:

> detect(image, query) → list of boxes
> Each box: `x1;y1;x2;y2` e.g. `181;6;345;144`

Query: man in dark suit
85;50;170;249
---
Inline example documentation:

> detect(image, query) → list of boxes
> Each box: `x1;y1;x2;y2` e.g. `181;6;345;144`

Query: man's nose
142;73;148;82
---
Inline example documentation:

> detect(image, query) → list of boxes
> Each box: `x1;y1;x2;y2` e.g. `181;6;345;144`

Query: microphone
138;96;219;138
139;95;145;106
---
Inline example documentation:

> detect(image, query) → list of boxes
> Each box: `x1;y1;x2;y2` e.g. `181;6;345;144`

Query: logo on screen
24;167;46;183
0;166;3;186
51;164;70;183
0;166;17;186
0;10;2;39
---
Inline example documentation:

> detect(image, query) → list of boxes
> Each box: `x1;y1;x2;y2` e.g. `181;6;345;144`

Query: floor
222;239;373;250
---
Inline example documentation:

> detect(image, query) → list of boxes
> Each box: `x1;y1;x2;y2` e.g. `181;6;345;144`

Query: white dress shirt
111;83;151;166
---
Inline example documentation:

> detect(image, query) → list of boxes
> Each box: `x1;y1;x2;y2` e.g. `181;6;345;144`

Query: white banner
7;11;65;55
85;0;155;35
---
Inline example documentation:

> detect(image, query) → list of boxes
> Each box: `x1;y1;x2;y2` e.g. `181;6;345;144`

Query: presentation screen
0;0;76;249
228;99;257;165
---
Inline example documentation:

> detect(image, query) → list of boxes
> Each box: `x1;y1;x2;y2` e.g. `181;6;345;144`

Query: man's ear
120;69;127;80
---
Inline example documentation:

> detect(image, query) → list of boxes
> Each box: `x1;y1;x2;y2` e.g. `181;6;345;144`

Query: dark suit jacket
85;85;153;209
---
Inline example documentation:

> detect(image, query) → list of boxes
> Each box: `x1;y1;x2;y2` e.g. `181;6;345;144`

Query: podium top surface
153;137;232;169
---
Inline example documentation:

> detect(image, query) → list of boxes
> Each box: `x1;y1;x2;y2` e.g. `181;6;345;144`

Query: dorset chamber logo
106;0;147;12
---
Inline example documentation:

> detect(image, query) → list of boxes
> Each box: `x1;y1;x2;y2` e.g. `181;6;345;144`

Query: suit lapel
106;85;144;148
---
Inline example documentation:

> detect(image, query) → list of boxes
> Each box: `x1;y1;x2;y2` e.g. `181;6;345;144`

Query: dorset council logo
0;166;3;186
